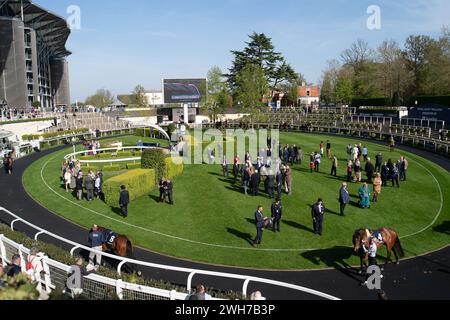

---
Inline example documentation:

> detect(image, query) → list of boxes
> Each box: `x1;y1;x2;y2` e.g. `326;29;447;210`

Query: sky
36;0;450;102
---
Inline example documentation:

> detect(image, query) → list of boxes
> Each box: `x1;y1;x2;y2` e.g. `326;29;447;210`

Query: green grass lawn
23;133;450;270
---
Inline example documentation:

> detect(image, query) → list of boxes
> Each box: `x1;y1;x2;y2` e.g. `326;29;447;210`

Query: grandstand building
0;0;71;111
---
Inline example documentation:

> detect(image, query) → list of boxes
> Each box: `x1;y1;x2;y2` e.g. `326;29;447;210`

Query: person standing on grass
75;171;84;200
312;199;326;236
326;140;332;159
233;155;240;184
320;142;324;157
314;152;321;172
347;160;353;182
94;173;102;199
284;165;292;196
381;161;389;187
159;178;167;203
251;169;260;197
64;168;72;192
253;206;264;247
400;156;409;181
375;152;383;173
354;159;362;183
271;198;283;232
166;179;174;205
222;155;228;177
339;183;350;216
85;171;95;201
358;183;371;209
373;173;382;203
362;146;368;162
331;155;338;177
365;158;375;182
119;185;130;217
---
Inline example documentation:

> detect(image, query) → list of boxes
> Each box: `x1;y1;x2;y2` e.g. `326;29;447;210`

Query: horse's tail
394;237;405;258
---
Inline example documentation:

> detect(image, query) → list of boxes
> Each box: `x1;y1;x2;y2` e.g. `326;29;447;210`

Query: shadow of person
245;218;255;226
282;220;315;234
148;194;161;203
111;207;123;216
226;228;254;246
433;221;450;235
301;246;364;283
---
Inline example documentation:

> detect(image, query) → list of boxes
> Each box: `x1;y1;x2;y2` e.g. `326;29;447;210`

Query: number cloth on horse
103;230;119;245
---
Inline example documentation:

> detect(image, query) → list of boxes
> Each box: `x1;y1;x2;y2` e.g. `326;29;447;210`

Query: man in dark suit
311;198;326;236
251;170;260;196
375;153;383;173
253;206;264;247
339;183;350;216
265;175;275;199
276;171;283;199
365;158;375;182
166;180;174;205
271;198;283;232
119;185;130;217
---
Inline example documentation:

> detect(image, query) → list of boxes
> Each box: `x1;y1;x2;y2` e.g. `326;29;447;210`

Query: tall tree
133;85;147;107
320;60;341;104
228;32;296;95
403;35;433;96
85;89;114;108
335;67;354;104
201;66;232;122
235;63;268;121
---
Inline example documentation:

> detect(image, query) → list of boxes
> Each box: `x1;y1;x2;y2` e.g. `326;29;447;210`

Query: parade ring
22;133;450;270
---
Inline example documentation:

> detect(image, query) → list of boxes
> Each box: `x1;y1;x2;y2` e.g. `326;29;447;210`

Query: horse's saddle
104;230;118;245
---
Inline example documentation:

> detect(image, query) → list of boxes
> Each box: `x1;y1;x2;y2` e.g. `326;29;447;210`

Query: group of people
62;159;104;201
227;153;293;199
83;140;101;155
158;178;174;205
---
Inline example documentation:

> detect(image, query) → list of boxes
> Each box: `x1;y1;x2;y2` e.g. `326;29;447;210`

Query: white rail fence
0;206;341;300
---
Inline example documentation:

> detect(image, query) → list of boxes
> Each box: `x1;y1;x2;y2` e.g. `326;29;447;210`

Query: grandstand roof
0;0;71;58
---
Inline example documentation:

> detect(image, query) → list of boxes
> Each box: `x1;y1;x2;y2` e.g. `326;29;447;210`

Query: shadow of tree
226;228;254;246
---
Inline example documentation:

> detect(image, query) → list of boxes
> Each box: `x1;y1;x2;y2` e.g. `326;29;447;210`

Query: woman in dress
373;173;382;203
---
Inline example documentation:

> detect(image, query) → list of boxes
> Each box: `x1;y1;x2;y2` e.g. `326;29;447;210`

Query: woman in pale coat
64;169;72;192
373;173;382;202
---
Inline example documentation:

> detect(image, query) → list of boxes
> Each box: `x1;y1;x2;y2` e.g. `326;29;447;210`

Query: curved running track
0;144;449;300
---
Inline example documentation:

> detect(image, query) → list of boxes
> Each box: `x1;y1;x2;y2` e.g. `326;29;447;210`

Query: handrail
0;206;340;300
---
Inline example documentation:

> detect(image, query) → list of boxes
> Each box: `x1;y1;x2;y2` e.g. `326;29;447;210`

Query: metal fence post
187;272;196;294
116;279;124;300
41;256;52;294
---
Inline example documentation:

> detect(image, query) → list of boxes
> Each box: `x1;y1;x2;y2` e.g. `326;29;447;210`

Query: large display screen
163;79;207;104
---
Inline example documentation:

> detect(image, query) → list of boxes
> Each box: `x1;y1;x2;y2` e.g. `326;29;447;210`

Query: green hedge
165;157;184;180
117;151;132;157
22;128;90;141
102;169;156;207
141;149;167;182
126;163;141;170
102;165;122;172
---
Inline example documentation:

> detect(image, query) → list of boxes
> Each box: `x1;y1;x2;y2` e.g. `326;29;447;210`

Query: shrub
165;157;184;180
102;169;155;206
97;153;113;159
126;163;141;170
141;149;167;182
102;165;121;172
117;151;132;157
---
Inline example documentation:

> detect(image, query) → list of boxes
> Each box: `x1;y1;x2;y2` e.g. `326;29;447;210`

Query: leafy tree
201;66;233;123
235;63;268;122
133;85;148;107
403;35;433;96
335;67;354;104
85;89;114;108
228;32;296;94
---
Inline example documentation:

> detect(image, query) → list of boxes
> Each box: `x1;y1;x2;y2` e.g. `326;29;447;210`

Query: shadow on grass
111;207;124;217
433;221;450;235
301;246;363;283
226;228;254;246
148;194;161;203
282;220;315;234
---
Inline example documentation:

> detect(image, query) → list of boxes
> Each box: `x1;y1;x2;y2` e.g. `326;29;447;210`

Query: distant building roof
110;97;127;107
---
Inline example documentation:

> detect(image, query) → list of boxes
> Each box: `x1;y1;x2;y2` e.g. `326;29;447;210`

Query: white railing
0;206;341;300
0;233;192;300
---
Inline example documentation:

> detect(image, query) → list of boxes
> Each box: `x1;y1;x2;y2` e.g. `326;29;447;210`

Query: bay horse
352;228;405;273
92;227;138;274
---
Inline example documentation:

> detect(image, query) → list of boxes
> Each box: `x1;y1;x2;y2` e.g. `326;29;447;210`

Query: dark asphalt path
0;144;449;300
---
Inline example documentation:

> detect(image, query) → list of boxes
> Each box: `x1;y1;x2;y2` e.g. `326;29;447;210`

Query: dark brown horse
353;228;405;273
97;227;133;258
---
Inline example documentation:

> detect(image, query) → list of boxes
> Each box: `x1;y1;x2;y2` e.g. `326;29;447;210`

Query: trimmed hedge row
141;149;167;183
126;163;141;170
165;157;184;180
22;128;90;141
102;169;156;207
